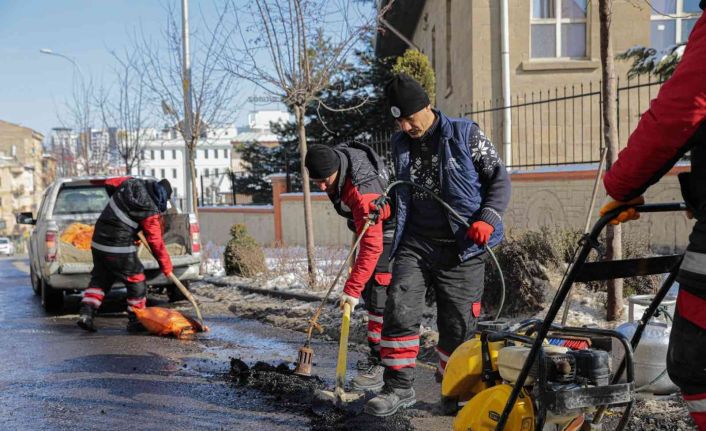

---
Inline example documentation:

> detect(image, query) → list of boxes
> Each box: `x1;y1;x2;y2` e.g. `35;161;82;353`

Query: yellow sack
133;306;208;339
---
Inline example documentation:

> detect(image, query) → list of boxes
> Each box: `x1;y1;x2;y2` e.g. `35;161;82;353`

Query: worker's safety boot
77;304;97;332
363;385;416;417
126;311;147;333
350;357;385;392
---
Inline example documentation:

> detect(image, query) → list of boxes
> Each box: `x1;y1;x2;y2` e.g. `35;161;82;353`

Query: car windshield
53;186;110;215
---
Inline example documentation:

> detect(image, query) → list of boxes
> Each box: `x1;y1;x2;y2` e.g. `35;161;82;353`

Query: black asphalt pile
229;358;325;404
229;358;413;430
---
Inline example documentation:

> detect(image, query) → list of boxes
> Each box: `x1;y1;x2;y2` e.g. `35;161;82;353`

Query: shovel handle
335;302;351;393
137;231;205;326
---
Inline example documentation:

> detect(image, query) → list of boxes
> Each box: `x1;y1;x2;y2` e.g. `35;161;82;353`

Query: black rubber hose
382;180;506;320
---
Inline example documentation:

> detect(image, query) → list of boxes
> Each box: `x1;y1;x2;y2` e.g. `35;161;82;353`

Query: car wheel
167;280;190;303
41;281;64;313
30;266;40;296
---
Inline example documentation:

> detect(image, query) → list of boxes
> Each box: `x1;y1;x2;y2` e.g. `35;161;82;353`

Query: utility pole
181;0;195;213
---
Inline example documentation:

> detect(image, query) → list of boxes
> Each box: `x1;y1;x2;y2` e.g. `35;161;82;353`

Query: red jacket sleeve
604;12;706;201
140;214;173;276
340;179;384;298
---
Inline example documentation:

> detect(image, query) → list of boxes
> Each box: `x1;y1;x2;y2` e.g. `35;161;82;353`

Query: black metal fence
461;75;664;169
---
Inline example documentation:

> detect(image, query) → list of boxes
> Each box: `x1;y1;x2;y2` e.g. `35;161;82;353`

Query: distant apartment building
0;120;47;239
133;126;237;207
231;109;291;170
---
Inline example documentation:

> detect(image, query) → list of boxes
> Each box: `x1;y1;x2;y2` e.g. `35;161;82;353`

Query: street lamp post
40;48;85;177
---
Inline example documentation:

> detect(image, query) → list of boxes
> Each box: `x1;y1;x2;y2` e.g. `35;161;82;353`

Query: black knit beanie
158;178;173;199
305;145;340;179
384;73;430;119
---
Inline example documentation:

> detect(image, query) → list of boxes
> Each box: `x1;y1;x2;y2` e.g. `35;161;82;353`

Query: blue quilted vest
391;110;504;261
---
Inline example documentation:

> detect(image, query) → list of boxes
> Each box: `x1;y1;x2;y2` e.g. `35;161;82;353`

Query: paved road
0;256;450;430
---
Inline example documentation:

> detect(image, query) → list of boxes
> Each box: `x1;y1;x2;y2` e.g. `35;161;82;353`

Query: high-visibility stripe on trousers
437;347;451;376
685;392;706;430
368;311;383;350
82;287;105;308
380;334;419;370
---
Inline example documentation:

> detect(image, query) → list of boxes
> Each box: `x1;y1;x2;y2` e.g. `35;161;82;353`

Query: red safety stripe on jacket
340;177;384;298
604;13;706;201
677;289;706;329
472;301;481;318
140;214;173;276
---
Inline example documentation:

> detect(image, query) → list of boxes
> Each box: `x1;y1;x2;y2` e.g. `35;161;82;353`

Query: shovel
137;231;205;326
311;302;363;413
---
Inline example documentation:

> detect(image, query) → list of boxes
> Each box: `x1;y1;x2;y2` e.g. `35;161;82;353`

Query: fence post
269;173;288;246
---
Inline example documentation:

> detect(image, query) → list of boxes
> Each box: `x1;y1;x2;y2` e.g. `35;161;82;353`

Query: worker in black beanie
363;73;512;417
304;143;395;393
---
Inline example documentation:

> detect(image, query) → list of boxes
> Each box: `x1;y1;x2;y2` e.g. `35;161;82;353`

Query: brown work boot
350;361;385;392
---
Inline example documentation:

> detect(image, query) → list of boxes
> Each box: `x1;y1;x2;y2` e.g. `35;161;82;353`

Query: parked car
17;176;202;312
0;237;15;256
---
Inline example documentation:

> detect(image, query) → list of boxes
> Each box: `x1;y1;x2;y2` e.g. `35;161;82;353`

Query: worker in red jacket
305;143;393;392
601;4;706;428
77;177;174;333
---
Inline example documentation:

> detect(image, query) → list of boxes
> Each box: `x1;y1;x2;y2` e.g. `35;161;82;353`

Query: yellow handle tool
334;302;352;399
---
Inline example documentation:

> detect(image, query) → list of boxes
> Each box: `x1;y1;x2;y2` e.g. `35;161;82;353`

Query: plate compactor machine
441;202;686;431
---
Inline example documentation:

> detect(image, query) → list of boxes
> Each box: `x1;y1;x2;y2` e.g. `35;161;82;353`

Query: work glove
467;221;494;246
368;196;391;223
599;196;645;225
339;293;359;311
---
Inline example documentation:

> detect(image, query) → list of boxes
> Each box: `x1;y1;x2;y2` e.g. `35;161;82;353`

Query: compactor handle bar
494;201;686;431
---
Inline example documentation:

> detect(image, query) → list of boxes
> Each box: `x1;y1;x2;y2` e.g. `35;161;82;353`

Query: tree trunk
294;104;317;287
189;149;199;217
599;0;623;321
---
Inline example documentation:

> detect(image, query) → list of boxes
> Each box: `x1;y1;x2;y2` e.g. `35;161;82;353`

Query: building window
531;0;587;59
160;150;165;160
160;168;166;178
214;168;219;177
224;149;229;158
150;150;155;160
172;149;177;159
204;168;210;177
151;169;155;177
141;169;146;176
172;168;177;179
650;0;701;52
445;0;452;94
204;149;209;159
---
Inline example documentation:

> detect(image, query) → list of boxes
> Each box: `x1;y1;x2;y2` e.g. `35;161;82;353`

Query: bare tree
59;72;112;175
96;49;152;175
221;0;381;287
599;0;623;321
134;2;238;212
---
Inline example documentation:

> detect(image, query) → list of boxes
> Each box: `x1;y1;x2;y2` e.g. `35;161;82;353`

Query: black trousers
82;249;147;311
380;233;486;389
667;218;706;429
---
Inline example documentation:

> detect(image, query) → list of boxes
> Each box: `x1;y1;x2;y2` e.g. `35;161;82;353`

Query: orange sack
132;306;208;339
60;223;95;250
